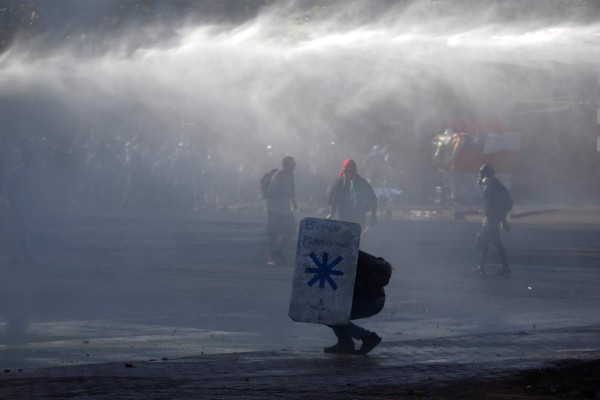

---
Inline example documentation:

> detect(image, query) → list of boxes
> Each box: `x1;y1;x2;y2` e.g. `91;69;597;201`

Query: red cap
340;159;357;176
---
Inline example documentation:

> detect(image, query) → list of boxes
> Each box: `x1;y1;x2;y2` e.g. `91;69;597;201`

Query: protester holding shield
289;217;391;356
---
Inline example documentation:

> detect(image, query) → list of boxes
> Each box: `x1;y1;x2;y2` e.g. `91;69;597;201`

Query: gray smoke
0;0;598;202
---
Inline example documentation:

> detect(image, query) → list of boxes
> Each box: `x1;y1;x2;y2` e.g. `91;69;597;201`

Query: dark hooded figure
327;159;377;230
475;164;512;275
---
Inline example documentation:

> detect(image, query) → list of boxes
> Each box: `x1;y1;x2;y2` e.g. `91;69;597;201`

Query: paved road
0;207;599;398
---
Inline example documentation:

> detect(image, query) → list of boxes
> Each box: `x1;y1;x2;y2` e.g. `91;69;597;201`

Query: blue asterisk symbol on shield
305;252;344;290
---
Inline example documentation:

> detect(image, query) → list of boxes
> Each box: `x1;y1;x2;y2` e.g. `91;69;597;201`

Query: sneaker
497;266;511;275
357;332;382;355
266;258;278;266
323;340;355;355
474;265;486;275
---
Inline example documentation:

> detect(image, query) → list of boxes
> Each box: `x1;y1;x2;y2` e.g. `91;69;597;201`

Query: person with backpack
264;156;298;266
324;250;391;355
327;159;378;230
475;164;512;276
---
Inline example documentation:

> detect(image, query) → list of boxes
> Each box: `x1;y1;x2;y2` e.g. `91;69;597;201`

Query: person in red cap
326;159;377;230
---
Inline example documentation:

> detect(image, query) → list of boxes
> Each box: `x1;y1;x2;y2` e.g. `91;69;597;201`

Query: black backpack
260;169;278;199
357;250;393;292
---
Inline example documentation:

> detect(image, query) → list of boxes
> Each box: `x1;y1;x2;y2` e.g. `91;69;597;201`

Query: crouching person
325;250;392;355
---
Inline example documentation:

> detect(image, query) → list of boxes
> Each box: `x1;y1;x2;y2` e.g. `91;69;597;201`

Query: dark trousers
478;218;508;268
329;296;385;341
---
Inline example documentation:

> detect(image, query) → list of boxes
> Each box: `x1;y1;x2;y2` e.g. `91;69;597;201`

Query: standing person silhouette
265;156;298;266
475;164;512;275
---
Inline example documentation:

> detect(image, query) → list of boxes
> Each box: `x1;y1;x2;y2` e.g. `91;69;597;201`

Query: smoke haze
1;2;599;204
1;0;600;369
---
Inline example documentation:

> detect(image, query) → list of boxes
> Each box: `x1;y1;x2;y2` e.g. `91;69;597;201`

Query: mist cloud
0;0;598;203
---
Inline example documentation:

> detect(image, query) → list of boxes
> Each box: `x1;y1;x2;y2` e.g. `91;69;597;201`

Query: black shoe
357;332;382;355
323;340;355;355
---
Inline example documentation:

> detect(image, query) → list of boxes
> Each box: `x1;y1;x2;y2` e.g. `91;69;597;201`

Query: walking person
475;164;512;275
264;156;298;266
327;159;378;230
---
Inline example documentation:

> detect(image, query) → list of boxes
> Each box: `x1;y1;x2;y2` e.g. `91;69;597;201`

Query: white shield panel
288;218;361;325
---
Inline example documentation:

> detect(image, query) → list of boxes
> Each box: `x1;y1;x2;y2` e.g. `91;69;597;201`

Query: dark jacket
483;177;512;222
354;251;386;300
328;175;377;224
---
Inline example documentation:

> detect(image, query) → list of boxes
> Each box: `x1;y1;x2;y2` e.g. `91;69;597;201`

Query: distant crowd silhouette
0;133;406;214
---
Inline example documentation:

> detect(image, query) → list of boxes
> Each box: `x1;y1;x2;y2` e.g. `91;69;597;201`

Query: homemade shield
288;218;361;325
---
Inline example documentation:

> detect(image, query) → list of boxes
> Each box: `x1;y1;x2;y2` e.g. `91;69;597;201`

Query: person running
327;159;377;230
265;156;298;266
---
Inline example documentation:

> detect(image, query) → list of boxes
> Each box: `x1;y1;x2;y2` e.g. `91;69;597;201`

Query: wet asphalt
0;205;599;398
